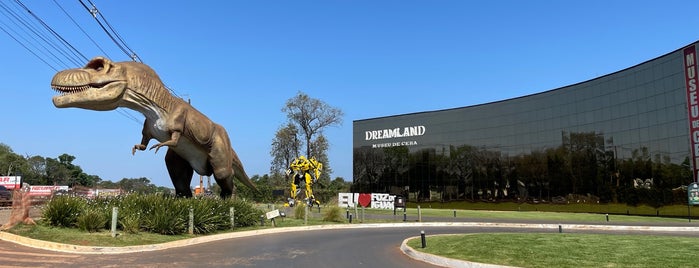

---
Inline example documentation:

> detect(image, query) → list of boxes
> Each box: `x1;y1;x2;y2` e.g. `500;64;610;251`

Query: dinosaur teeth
52;85;91;94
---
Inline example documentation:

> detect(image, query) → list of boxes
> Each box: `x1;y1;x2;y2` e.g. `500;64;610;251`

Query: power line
12;0;88;64
1;0;183;122
0;23;58;71
76;0;180;98
52;0;112;59
78;0;141;62
0;1;76;68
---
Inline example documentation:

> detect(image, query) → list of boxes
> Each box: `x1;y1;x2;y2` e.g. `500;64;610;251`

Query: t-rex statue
49;57;256;198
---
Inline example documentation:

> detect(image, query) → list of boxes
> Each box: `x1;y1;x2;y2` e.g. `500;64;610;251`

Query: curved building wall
353;42;697;203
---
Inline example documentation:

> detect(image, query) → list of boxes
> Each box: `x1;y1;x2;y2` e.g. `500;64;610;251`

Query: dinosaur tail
233;163;258;192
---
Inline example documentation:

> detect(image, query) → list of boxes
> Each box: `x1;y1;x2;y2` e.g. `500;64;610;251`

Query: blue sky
1;1;699;188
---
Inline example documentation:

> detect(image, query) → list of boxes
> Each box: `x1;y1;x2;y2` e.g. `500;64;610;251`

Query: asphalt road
3;209;699;268
4;226;453;268
4;223;699;268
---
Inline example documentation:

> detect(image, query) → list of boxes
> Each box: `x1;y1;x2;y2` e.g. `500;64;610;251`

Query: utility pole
207;176;211;193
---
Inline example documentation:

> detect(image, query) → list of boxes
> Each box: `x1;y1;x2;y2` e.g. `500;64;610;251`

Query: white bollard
111;207;118;238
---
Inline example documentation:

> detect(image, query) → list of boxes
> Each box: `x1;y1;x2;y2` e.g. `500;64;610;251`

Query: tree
270;123;300;175
44;154;100;187
234;174;274;202
24;155;48;185
316;177;351;202
282;91;343;158
0;143;27;176
278;91;344;201
45;157;71;185
309;134;331;181
117;177;158;194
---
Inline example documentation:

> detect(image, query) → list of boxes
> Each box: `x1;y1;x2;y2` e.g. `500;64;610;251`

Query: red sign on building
684;45;699;182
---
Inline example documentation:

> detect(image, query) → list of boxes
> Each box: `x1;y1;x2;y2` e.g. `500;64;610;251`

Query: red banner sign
684;45;699;182
0;176;21;190
28;185;69;196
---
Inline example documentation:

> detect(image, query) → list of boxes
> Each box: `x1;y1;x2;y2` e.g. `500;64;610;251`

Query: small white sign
266;209;281;219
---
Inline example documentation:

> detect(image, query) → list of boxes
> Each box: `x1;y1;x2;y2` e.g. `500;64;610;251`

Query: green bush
88;197;119;230
226;198;264;228
142;196;188;235
119;213;141;234
322;205;344;222
76;207;108;232
115;194;144;233
40;193;263;235
190;197;228;234
293;204;306;220
43;195;85;228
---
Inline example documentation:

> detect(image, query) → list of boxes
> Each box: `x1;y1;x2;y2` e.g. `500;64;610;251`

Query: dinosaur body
50;57;255;198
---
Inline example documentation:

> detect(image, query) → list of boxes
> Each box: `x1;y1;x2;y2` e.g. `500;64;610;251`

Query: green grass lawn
407;233;699;268
366;205;697;223
407;201;698;218
5;215;343;247
8;223;193;247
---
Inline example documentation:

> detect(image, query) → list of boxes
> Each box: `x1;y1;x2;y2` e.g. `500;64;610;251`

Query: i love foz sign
338;193;396;210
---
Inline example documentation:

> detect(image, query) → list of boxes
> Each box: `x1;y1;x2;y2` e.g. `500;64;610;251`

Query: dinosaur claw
149;144;162;154
132;144;147;155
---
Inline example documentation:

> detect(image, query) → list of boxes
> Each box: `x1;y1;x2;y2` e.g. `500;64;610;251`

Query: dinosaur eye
86;58;106;71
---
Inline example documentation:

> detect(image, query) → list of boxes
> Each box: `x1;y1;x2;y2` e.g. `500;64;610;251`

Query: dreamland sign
338;193;397;210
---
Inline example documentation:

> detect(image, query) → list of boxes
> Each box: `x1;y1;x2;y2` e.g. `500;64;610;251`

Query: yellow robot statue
286;156;322;207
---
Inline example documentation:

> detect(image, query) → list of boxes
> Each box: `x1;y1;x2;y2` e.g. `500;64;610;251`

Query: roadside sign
266;209;281;220
689;182;699;205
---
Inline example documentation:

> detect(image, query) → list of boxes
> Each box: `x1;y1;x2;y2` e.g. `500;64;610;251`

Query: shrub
43;195;85;228
76;207;108;232
87;196;119;230
190;197;228;234
322;203;344;222
142;196;187;235
293;203;306;220
120;213;141;234
41;193;264;235
114;196;142;233
225;198;264;228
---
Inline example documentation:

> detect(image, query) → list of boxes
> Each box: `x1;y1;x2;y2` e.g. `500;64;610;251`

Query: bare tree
282;91;343;158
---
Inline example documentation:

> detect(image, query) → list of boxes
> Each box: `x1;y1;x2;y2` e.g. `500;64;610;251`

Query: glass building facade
353;42;698;204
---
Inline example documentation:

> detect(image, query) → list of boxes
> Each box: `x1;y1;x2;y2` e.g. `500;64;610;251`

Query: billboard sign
363;125;426;149
338;193;396;210
690;182;699;205
0;176;21;190
28;185;69;197
683;45;699;182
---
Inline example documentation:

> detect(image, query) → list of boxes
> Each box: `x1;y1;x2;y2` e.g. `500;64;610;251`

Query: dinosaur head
51;57;128;111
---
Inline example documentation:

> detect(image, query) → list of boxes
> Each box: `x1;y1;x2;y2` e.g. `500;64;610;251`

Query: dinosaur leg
214;176;235;199
209;156;235;199
165;149;194;198
207;127;238;198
